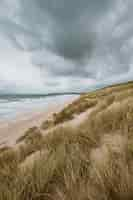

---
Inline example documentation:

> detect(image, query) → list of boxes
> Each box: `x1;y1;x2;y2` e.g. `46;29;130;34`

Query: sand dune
1;81;133;199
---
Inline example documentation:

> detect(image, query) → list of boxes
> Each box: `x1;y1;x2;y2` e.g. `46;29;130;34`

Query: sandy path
0;97;77;147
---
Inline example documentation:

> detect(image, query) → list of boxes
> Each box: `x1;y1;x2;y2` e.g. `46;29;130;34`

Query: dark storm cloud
17;0;114;60
53;27;94;60
1;0;133;93
7;0;114;81
36;0;112;23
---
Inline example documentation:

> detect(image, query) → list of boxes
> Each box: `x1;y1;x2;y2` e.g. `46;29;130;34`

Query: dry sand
0;96;77;147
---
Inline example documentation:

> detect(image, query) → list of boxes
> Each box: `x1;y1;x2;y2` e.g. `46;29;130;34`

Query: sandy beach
0;96;77;147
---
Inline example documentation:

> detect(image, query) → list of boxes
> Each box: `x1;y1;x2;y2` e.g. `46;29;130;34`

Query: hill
1;81;133;199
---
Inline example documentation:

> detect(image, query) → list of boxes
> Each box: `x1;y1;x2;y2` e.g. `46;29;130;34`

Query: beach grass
1;81;133;199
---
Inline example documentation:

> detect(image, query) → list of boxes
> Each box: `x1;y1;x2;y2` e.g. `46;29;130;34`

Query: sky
0;0;133;93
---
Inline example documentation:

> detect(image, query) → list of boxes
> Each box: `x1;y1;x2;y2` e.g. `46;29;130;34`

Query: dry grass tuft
41;119;54;130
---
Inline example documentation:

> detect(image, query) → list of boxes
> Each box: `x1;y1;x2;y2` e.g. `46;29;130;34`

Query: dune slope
1;81;133;199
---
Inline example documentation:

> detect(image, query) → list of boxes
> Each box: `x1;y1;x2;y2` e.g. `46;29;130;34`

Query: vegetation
1;81;133;199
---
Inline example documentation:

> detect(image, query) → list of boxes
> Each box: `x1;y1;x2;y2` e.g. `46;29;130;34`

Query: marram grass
1;81;133;199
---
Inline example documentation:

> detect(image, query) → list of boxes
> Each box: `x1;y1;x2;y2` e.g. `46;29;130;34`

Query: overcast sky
0;0;133;93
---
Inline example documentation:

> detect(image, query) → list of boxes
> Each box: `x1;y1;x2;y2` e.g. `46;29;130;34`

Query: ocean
0;94;77;121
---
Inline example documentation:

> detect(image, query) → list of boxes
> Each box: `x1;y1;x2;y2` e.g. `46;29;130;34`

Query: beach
0;96;77;147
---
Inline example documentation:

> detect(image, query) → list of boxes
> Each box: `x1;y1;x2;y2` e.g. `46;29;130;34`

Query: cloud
17;0;113;60
0;0;133;93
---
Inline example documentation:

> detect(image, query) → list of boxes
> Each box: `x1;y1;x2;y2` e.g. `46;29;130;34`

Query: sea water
0;95;77;121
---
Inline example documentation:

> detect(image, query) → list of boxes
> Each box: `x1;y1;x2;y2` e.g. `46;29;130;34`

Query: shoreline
0;96;78;147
